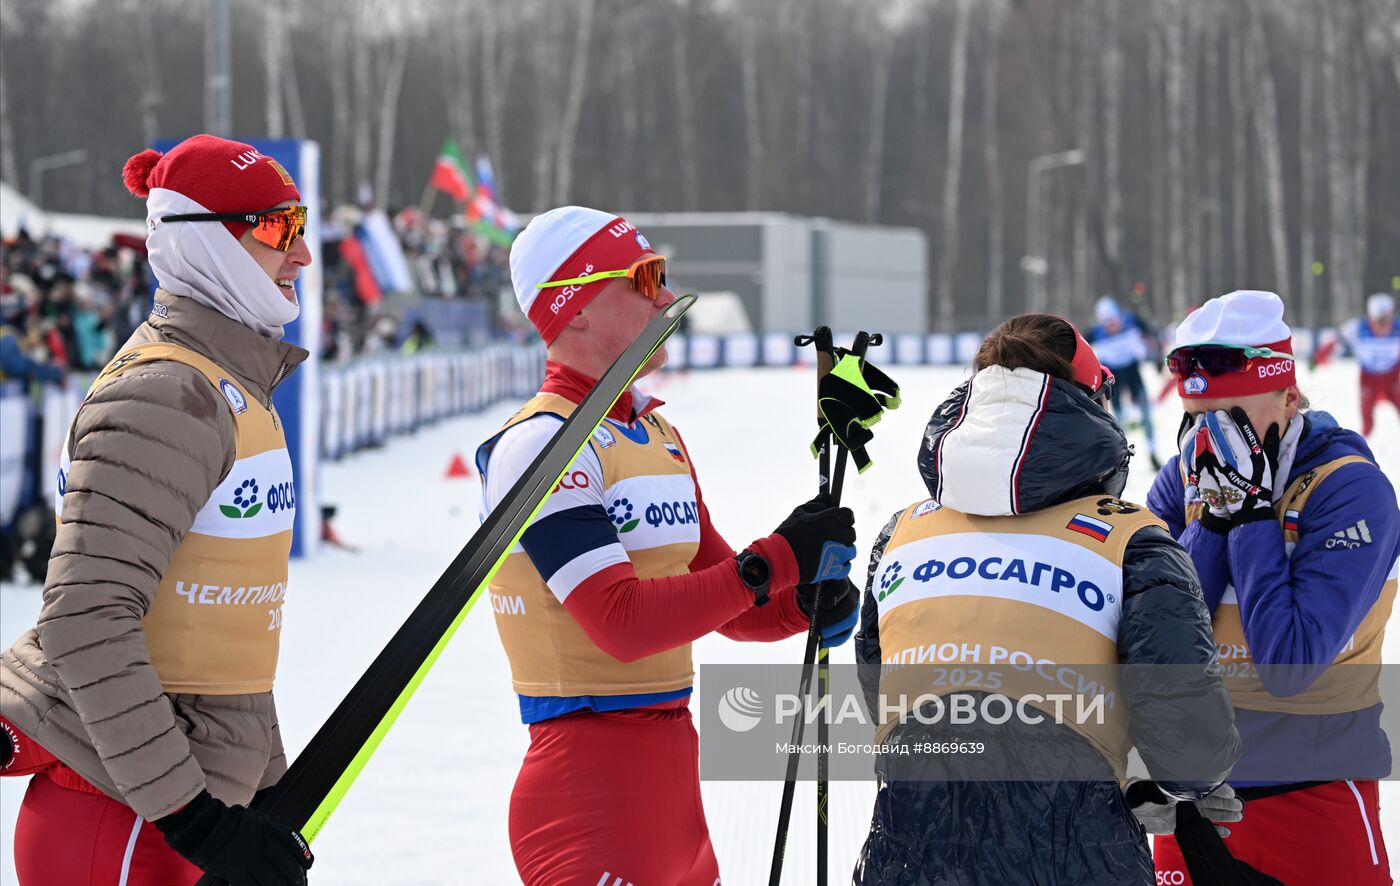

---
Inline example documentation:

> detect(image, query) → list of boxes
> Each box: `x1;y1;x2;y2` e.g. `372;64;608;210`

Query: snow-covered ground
3;360;1399;884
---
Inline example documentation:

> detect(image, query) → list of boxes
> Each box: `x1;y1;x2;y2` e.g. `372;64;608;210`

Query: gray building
625;213;928;333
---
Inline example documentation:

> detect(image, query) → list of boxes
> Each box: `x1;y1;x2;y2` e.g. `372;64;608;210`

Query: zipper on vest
266;361;290;430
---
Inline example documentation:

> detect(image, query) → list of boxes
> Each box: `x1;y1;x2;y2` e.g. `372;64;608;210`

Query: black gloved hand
772;496;857;585
1179;408;1282;532
156;790;313;885
796;579;860;648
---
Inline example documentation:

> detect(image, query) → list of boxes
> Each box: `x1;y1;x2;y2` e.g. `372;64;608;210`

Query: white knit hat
1173;290;1292;351
509;206;652;343
1367;292;1394;320
1094;296;1121;324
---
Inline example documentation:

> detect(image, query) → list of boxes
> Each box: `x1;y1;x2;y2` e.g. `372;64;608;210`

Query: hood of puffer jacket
918;366;1132;516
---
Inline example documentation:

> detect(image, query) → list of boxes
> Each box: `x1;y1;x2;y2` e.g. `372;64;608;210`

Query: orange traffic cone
445;453;473;479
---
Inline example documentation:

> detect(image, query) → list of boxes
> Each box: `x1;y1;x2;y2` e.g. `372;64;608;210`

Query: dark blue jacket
854;370;1238;886
1147;411;1397;784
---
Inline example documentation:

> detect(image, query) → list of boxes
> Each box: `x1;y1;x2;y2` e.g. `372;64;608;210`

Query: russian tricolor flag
664;442;685;463
1067;514;1113;542
1283;510;1299;532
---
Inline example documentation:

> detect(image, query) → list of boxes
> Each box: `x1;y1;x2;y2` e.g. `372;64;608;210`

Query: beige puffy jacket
0;290;307;820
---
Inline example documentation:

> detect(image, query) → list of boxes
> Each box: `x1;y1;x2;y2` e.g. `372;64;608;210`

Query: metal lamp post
28;149;88;208
1022;148;1085;313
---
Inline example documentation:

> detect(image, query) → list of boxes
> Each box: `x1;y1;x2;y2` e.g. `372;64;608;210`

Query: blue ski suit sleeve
1227;460;1398;696
1147;454;1233;612
1146;455;1187;539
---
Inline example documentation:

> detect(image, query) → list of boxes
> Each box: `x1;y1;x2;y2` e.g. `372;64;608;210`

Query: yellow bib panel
1186;456;1398;713
872;495;1164;778
486;393;700;698
64;343;294;694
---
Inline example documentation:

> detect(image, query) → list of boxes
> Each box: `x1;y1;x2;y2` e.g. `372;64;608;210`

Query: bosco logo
555;471;590;492
1257;359;1294;379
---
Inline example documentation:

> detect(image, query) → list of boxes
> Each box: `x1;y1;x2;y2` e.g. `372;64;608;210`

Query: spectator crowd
1;208;517;384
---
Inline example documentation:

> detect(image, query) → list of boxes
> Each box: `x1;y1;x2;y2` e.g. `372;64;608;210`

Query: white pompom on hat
1172;290;1292;351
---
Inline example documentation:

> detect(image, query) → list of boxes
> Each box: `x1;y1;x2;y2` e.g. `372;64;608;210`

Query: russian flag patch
664;442;685;463
1283;510;1299;532
1067;513;1113;542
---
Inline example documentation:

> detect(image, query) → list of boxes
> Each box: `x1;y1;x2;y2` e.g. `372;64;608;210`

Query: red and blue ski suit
476;362;811;885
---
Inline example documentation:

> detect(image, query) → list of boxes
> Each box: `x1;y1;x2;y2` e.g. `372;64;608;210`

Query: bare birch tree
671;0;700;210
935;0;971;326
553;0;596;205
1100;0;1125;295
738;14;765;210
1071;0;1095;317
351;6;374;201
1298;0;1319;329
1162;0;1188;317
1229;12;1249;287
328;18;352;204
1246;0;1290;299
984;0;1008;318
373;34;408;206
279;6;307;141
1324;0;1354;321
0;51;16;189
478;0;518;195
263;2;284;138
864;25;895;223
1349;0;1372;315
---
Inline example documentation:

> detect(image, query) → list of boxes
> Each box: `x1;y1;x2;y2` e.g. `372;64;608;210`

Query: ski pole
770;329;877;886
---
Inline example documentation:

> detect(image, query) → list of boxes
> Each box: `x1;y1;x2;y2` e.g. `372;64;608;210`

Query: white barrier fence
6;326;1335;515
310;327;1341;462
0;381;82;527
320;345;546;461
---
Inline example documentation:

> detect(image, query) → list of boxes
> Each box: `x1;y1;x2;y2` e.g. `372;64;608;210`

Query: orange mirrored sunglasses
161;205;308;252
535;255;668;300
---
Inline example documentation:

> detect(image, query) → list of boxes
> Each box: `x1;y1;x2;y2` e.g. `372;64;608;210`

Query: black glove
1179;408;1282;532
156;790;313;885
1126;779;1243;838
796;579;860;648
773;496;857;585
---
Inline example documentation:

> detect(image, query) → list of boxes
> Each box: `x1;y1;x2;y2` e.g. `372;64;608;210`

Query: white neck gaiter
144;188;299;339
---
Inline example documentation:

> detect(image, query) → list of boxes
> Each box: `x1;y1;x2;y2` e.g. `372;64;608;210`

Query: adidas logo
1326;520;1372;550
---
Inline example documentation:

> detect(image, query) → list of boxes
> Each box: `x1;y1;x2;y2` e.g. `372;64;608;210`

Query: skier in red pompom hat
0;135;315;886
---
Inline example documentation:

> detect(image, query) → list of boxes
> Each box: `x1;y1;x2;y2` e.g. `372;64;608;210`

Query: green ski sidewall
300;299;692;842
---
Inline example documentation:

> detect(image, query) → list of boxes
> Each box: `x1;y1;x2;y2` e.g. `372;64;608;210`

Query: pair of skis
196;295;695;886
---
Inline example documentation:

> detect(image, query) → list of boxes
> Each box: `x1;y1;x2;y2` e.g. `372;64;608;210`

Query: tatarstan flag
429;138;472;203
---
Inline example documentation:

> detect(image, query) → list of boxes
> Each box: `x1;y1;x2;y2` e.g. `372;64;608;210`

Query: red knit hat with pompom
122;134;301;240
